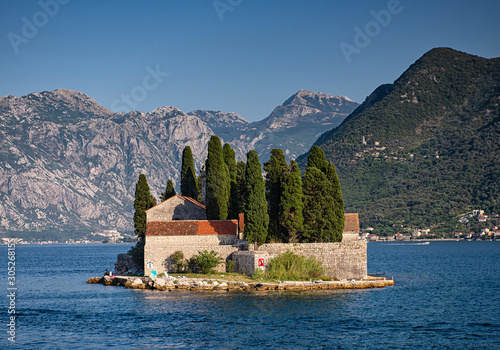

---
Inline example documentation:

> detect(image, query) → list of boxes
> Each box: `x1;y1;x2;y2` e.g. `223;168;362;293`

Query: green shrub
171;250;186;272
226;260;235;273
258;251;326;281
195;250;223;274
187;256;199;273
252;267;265;280
184;250;224;274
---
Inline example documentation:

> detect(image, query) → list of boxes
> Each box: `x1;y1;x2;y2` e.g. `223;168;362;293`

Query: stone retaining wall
257;234;367;280
144;233;366;280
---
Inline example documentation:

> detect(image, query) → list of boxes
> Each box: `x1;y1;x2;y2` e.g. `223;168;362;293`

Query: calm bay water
1;241;499;349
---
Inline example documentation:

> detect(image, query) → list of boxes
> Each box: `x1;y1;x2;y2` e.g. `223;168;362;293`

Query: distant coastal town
1;230;136;245
362;210;499;242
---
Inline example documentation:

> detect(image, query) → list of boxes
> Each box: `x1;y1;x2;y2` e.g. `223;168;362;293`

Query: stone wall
256;233;367;280
144;235;241;275
144;232;367;280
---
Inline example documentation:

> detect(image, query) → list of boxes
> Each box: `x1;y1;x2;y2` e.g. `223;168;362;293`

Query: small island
89;140;393;290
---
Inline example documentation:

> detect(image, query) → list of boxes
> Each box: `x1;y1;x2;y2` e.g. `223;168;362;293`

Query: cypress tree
244;150;268;245
307;145;328;172
223;143;239;219
223;143;237;181
302;145;345;242
160;180;176;201
133;174;152;235
279;161;304;243
180;146;199;199
205;135;229;220
196;174;202;203
263;149;288;242
302;167;334;242
236;161;247;215
130;173;153;271
326;162;345;242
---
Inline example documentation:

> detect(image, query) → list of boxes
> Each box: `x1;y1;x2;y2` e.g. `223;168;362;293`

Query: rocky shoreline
87;275;394;291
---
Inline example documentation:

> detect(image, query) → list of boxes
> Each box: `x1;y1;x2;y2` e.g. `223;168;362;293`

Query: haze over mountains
0;88;357;237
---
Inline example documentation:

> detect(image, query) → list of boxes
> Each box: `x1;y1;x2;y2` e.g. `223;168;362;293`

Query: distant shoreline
4;238;499;245
0;242;135;246
368;238;498;242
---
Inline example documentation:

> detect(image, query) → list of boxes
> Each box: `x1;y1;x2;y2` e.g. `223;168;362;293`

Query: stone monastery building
143;195;367;280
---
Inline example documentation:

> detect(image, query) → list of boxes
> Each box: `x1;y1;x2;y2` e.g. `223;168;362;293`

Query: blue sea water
1;241;499;349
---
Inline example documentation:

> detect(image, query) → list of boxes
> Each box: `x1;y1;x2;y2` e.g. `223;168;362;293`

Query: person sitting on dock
104;269;110;276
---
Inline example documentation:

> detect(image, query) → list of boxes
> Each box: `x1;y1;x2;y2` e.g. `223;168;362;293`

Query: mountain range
299;48;500;233
3;47;497;238
0;89;357;238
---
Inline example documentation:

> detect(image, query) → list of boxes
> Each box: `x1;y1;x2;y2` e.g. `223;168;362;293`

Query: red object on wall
258;258;264;267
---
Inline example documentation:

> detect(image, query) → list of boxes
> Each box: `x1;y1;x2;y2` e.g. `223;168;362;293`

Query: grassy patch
252;251;330;282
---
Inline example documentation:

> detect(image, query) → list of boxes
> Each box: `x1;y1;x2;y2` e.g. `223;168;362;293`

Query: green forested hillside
301;48;500;234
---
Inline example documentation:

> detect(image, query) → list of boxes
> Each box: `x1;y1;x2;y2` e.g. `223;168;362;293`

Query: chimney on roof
238;213;245;239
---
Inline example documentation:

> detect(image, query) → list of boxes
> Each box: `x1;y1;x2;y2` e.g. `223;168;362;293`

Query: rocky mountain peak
32;89;113;117
283;89;355;110
224;90;359;161
261;90;359;129
149;106;186;119
1;89;113;125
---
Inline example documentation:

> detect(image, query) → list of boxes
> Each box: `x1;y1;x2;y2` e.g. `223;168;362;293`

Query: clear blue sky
1;0;499;122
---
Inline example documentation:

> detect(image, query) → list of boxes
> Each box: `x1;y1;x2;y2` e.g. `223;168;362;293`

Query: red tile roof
146;213;360;235
146;220;237;236
146;221;197;236
197;220;238;235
